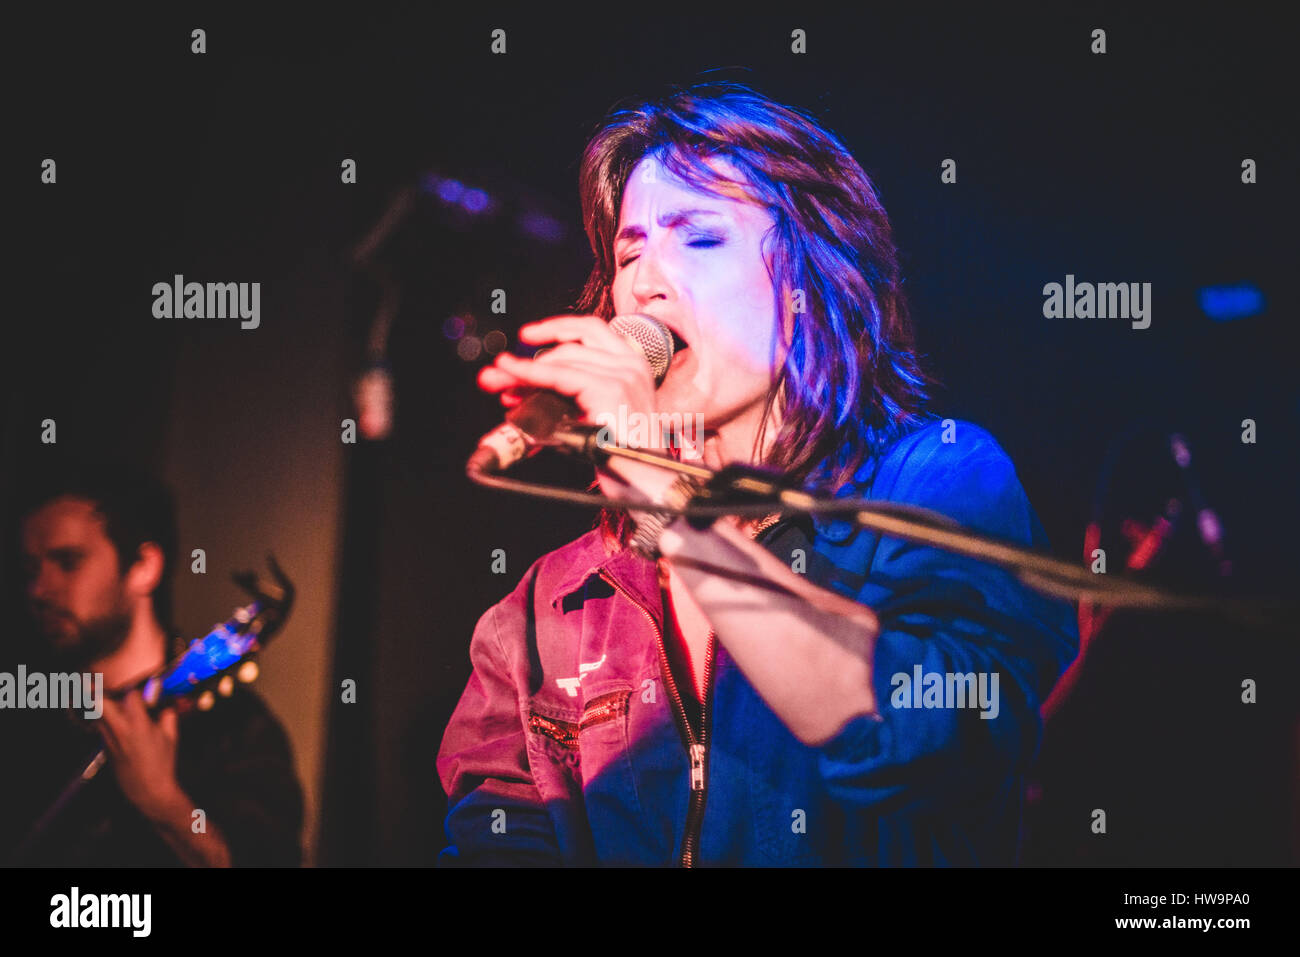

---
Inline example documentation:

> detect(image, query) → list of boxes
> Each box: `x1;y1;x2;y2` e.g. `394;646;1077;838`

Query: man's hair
575;81;935;544
13;457;178;632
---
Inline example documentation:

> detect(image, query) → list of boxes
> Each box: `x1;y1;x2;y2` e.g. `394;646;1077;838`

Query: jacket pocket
528;689;632;750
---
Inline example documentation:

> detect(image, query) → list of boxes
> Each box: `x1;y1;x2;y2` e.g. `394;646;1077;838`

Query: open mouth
669;330;690;355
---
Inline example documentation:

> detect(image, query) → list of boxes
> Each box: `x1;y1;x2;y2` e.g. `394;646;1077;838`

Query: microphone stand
470;423;1291;627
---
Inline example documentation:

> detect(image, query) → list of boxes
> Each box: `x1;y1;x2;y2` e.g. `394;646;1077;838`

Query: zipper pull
689;743;706;790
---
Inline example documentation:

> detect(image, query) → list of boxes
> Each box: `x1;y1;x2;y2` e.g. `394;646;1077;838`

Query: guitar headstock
150;554;295;711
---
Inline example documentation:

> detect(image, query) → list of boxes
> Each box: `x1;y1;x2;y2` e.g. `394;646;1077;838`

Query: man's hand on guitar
97;689;182;823
96;689;233;866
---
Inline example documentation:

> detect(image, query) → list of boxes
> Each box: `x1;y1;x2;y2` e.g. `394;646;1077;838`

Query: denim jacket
436;419;1078;865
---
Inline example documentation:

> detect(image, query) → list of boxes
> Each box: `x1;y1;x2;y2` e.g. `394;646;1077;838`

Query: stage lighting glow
519;210;566;242
437;179;465;203
1198;283;1264;321
457;336;483;360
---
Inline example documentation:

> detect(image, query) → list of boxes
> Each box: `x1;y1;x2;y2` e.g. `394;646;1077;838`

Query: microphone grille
609;313;674;384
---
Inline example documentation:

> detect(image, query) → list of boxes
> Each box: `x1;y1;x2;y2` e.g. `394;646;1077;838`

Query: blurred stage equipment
347;168;573;440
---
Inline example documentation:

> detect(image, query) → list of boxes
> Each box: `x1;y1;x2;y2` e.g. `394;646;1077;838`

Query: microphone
467;314;675;474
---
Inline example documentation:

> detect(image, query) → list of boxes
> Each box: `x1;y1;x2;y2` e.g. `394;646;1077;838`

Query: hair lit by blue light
1198;283;1265;322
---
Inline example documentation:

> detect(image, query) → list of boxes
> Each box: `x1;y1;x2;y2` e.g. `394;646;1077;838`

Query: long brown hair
575;82;936;547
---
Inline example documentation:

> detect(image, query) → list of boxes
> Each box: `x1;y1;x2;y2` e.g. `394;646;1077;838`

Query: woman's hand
477;315;684;505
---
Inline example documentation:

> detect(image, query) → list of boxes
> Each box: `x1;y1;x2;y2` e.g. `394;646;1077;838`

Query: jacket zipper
599;568;715;867
679;636;715;867
528;690;631;749
528;712;580;748
577;690;630;729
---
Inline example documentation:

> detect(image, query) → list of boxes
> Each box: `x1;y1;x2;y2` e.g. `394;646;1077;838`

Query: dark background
5;6;1296;865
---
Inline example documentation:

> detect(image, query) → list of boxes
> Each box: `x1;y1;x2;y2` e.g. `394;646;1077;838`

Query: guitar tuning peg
237;660;259;684
218;675;235;697
197;690;216;712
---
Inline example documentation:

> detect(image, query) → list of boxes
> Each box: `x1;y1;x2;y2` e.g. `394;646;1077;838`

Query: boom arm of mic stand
470;430;1293;625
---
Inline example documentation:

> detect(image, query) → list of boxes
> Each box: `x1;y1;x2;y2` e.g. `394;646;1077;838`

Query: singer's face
612;155;785;450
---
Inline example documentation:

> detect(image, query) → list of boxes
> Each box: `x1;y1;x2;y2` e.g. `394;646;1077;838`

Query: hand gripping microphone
467;314;674;474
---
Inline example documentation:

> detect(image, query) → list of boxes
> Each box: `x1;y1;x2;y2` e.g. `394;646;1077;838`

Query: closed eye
618;237;722;269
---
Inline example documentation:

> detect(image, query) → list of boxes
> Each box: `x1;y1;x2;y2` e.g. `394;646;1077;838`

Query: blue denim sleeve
436;599;563;866
817;424;1079;813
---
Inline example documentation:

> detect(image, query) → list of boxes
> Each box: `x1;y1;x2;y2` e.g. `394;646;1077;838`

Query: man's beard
35;606;133;669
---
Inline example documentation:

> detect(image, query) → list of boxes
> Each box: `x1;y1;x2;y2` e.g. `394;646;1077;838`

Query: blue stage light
1198;283;1265;321
437;179;465;203
519;210;566;242
461;189;490;213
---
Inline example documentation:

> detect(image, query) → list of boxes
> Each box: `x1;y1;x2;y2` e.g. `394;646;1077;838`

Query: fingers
480;316;655;412
97;694;127;754
159;707;178;743
96;689;172;755
518;316;630;353
531;340;632;367
97;691;147;759
484;352;650;412
480;317;663;449
479;345;635;397
477;364;521;393
489;354;629;406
